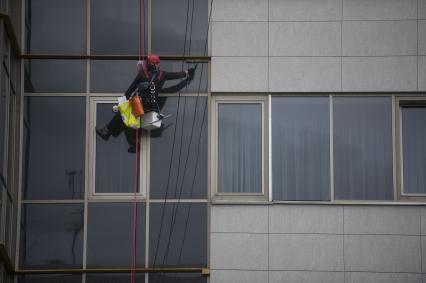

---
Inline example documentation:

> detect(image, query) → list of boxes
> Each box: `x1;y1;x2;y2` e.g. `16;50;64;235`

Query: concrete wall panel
343;21;417;56
344;206;420;235
212;0;268;21
211;205;268;233
342;56;417;91
269;234;344;271
420;0;426;19
212;22;268;56
343;0;417;20
420;56;426;91
269;57;341;92
211;233;268;270
269;205;343;234
212;57;268;92
345;272;421;283
344;235;421;272
270;271;343;283
270;22;341;56
269;0;342;21
420;21;426;55
211;270;268;283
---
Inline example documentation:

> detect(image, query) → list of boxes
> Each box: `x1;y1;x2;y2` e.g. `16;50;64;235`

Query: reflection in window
18;274;82;283
95;103;137;194
20;204;84;269
150;273;207;283
150;97;207;199
22;97;86;200
0;67;6;182
401;106;426;194
152;0;208;56
91;0;147;55
25;0;86;54
90;60;136;93
334;97;393;200
218;103;262;193
86;203;145;268
161;61;208;93
150;203;207;267
272;97;330;201
86;274;144;282
24;60;86;93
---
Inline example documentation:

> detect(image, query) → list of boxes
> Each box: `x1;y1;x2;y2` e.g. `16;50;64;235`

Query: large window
272;97;330;201
212;97;268;200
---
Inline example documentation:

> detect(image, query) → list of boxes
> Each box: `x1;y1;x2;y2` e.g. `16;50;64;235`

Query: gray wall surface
210;205;426;283
211;0;426;92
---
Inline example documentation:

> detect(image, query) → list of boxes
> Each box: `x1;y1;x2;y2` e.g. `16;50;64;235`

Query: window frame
88;97;148;200
396;96;426;201
211;95;269;201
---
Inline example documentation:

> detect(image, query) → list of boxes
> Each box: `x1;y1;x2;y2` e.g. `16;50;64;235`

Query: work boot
95;127;111;141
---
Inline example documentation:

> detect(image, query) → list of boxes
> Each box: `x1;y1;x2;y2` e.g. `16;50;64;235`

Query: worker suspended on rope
96;54;196;153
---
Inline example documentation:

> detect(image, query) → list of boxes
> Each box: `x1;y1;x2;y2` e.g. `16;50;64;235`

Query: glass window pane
152;0;208;56
150;97;207;199
91;0;147;55
0;66;6;182
87;203;145;267
18;275;82;283
161;61;208;93
218;103;262;193
150;273;207;283
401;106;426;194
334;97;393;200
272;97;330;201
22;97;86;200
149;203;207;267
25;0;86;54
19;204;84;269
95;103;137;193
86;274;144;282
24;60;86;93
90;60;136;93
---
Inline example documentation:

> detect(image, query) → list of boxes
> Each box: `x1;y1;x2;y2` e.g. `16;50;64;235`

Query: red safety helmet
147;54;160;66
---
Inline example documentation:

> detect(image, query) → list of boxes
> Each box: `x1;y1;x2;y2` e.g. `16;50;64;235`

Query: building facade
0;0;425;282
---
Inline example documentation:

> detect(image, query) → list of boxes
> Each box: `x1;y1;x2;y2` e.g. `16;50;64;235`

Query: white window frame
211;95;269;202
88;97;148;200
396;96;426;201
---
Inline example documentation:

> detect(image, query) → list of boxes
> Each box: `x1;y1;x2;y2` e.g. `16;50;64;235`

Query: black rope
152;0;192;268
160;0;213;273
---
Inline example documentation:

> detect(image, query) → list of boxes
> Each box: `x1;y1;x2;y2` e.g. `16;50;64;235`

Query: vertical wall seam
420;207;423;278
340;0;343;92
343;206;346;283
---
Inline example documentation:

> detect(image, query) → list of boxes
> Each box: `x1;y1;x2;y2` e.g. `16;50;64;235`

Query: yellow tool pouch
117;100;141;129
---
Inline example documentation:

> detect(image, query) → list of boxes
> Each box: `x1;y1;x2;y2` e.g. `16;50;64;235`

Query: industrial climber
96;54;196;153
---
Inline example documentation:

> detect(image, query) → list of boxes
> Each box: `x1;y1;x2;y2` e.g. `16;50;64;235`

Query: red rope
131;129;139;282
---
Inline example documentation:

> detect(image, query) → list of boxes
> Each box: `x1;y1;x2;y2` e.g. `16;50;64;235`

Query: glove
187;68;195;81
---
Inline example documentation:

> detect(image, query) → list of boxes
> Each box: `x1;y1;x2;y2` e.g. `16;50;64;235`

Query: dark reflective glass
402;106;426;193
22;97;86;200
87;203;145;267
91;0;147;55
24;60;86;93
150;97;207;199
0;186;3;238
150;273;207;283
19;204;84;269
334;97;393;200
86;274;144;282
149;203;207;267
18;274;82;283
0;67;6;182
272;97;330;201
91;60;136;93
95;103;136;193
152;0;208;56
161;61;208;93
25;0;86;54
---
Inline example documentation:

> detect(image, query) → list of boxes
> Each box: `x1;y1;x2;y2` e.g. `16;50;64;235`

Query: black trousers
106;113;140;147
